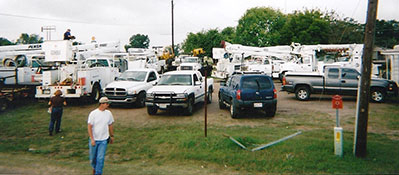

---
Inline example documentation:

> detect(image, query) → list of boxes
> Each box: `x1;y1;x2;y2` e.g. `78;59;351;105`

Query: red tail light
236;90;241;100
273;88;277;99
282;77;286;85
79;78;86;86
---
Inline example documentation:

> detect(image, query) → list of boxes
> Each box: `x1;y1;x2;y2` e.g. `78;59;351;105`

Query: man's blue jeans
89;139;108;175
49;107;63;133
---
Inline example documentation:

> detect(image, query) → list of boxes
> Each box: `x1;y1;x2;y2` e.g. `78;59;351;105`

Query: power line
0;12;168;27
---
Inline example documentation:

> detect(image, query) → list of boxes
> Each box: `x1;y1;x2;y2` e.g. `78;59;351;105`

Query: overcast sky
1;0;398;47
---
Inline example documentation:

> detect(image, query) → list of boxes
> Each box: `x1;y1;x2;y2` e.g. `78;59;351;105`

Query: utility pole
354;0;378;158
171;0;175;55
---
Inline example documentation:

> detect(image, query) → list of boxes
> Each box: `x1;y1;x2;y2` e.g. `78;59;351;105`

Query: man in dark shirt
48;90;67;135
63;29;75;40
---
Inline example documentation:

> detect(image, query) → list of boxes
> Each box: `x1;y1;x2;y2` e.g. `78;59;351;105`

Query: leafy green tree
0;37;14;46
181;29;222;57
235;7;287;46
125;34;150;50
220;27;236;43
323;11;363;44
375;19;399;48
16;33;43;44
280;9;330;45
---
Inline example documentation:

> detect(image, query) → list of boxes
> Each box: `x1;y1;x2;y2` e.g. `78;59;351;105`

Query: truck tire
207;88;212;104
185;97;194;116
218;93;226;109
230;101;240;119
371;88;385;103
91;84;101;102
147;106;158;115
135;92;146;107
264;104;276;117
295;86;310;101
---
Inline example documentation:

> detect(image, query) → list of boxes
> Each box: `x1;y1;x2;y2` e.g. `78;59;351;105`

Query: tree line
0;33;43;46
182;8;399;57
2;7;398;57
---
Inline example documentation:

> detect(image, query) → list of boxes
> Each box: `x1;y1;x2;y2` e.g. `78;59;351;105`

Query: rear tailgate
240;76;274;101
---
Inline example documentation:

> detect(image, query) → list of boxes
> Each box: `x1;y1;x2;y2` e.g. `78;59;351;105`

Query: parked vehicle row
103;69;277;118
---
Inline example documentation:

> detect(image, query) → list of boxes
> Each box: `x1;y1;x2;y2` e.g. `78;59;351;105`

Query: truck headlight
146;93;154;98
128;89;136;95
175;93;187;98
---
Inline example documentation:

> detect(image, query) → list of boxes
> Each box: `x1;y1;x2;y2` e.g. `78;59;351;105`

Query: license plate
159;104;167;109
254;103;263;108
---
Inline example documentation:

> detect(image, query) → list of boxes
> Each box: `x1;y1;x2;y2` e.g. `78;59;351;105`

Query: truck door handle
341;80;346;83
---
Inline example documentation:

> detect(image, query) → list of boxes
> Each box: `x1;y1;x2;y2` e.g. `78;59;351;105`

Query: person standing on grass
88;97;114;175
48;90;67;136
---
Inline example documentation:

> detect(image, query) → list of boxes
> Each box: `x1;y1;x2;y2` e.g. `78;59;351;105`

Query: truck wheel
91;84;101;102
295;86;310;101
185;97;194;116
264;104;277;117
147;106;158;115
371;88;385;103
230;101;240;119
218;93;226;109
135;92;146;107
207;88;212;104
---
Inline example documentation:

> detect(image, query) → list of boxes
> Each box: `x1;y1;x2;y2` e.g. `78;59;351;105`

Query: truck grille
181;66;193;70
234;65;241;70
153;93;178;102
104;88;127;96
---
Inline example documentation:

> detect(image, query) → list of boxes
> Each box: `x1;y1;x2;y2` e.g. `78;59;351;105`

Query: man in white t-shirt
88;97;114;175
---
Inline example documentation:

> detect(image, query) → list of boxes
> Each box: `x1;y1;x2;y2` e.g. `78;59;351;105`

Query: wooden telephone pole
171;0;175;54
354;0;378;158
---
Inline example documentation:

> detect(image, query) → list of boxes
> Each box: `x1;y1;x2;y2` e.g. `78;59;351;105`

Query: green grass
1;102;399;174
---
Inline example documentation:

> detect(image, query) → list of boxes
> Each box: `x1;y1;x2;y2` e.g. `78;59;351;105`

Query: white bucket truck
35;40;119;101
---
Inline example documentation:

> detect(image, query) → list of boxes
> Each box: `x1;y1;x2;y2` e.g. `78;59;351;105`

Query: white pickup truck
146;70;213;115
103;69;159;107
177;57;202;72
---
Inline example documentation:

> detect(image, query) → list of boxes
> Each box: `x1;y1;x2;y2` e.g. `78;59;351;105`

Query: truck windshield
116;71;147;81
182;58;198;63
86;59;109;67
241;76;271;90
158;74;192;86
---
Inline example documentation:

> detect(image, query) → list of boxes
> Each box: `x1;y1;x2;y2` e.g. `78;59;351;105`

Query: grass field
1;98;398;174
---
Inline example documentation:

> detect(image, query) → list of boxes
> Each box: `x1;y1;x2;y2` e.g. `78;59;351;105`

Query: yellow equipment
160;46;175;60
192;48;205;57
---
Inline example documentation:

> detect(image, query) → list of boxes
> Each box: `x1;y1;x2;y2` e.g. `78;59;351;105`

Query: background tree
0;37;14;46
181;29;222;57
324;11;364;44
235;7;287;46
16;33;43;44
220;27;236;43
280;9;330;45
125;34;150;51
375;19;399;48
